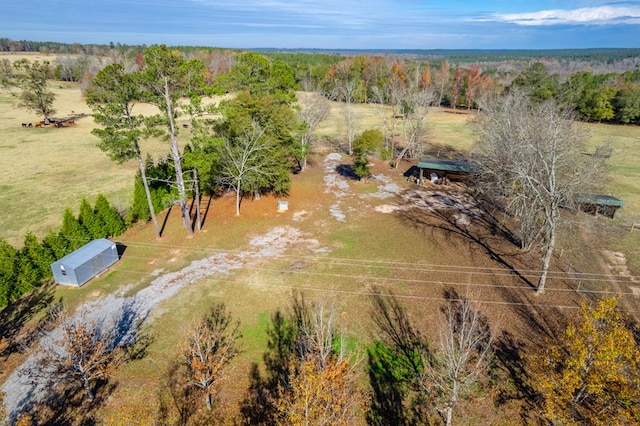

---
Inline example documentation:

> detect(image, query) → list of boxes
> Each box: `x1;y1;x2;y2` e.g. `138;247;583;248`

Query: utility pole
194;167;201;232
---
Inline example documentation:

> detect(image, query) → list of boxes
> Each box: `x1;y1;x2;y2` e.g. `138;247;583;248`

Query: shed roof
575;194;625;207
55;238;115;268
417;157;477;173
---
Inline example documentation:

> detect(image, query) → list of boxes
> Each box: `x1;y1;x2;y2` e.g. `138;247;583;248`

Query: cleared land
1;82;640;423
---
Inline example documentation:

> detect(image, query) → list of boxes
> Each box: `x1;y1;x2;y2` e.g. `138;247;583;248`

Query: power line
5;238;640;284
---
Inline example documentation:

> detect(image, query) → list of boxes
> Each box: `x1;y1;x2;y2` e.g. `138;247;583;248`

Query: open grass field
0;82;190;247
1;80;640;423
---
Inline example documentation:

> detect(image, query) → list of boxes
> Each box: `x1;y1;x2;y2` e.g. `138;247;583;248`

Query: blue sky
2;0;639;49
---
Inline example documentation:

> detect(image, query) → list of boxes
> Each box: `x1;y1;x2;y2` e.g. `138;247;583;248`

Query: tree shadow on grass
159;205;173;237
195;195;214;230
366;286;432;425
396;189;531;287
0;282;55;358
397;188;573;339
491;330;544;425
23;380;117;426
335;164;360;181
240;309;295;425
395;187;575;423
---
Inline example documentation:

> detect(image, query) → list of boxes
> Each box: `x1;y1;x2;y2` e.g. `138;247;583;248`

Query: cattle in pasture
28;123;32;127
21;123;27;127
35;123;43;128
183;123;188;128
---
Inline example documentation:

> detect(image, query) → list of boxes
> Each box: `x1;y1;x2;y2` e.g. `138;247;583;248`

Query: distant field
1;81;638;253
2;80;640;423
0;82;176;246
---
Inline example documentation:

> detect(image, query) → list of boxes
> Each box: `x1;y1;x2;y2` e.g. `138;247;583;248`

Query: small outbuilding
50;238;119;287
416;157;477;183
575;194;625;219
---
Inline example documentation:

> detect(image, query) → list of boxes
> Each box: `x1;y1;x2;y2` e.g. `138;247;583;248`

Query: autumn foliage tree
527;297;640;425
37;315;126;402
277;355;365;426
178;303;241;411
242;293;366;425
0;391;6;425
273;296;367;425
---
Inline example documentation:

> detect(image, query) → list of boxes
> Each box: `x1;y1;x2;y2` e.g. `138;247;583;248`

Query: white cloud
489;5;640;26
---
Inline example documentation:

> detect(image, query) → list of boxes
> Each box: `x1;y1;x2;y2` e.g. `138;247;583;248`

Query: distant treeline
3;38;640;125
3;38;640;64
254;47;640;64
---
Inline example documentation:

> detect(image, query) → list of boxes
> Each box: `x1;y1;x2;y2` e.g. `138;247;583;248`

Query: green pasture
1;82;639;422
0;84;188;247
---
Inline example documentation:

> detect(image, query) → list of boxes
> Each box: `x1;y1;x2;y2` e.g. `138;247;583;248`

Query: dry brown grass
0;83;211;246
84;152;591;424
0;52;62;63
2;82;640;423
313;98;476;153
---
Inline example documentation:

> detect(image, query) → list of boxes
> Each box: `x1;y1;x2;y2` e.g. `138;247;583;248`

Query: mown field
1;76;640;423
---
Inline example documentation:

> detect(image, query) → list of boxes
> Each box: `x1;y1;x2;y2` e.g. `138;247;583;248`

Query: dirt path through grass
1;226;328;420
1;152;382;420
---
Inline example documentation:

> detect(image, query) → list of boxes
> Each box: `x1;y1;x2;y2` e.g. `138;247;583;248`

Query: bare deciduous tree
297;93;330;171
217;122;280;216
472;91;603;293
434;60;450;107
420;293;493;426
36;315;126;401
371;85;396;154
394;85;435;168
340;79;359;155
179;303;241;411
276;294;367;426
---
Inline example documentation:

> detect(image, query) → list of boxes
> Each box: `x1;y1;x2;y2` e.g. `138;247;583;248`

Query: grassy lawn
0;84;193;247
1;82;640;423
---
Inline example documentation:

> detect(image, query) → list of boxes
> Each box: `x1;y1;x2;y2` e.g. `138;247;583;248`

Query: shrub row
0;194;126;307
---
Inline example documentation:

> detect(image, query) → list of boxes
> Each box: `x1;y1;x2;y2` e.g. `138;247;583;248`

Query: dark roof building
415;157;478;183
575;194;625;219
417;157;477;173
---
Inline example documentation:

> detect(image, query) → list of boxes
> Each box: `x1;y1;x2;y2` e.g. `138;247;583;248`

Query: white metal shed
50;238;119;287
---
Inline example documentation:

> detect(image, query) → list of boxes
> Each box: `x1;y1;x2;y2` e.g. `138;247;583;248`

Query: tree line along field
0;79;173;247
1;72;637;263
1;48;640;424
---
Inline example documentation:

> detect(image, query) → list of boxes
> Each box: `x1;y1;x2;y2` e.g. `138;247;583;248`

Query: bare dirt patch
0;151;606;423
601;250;640;297
1;226;327;420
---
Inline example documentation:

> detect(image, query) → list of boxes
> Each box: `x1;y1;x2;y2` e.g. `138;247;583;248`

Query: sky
2;0;640;50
